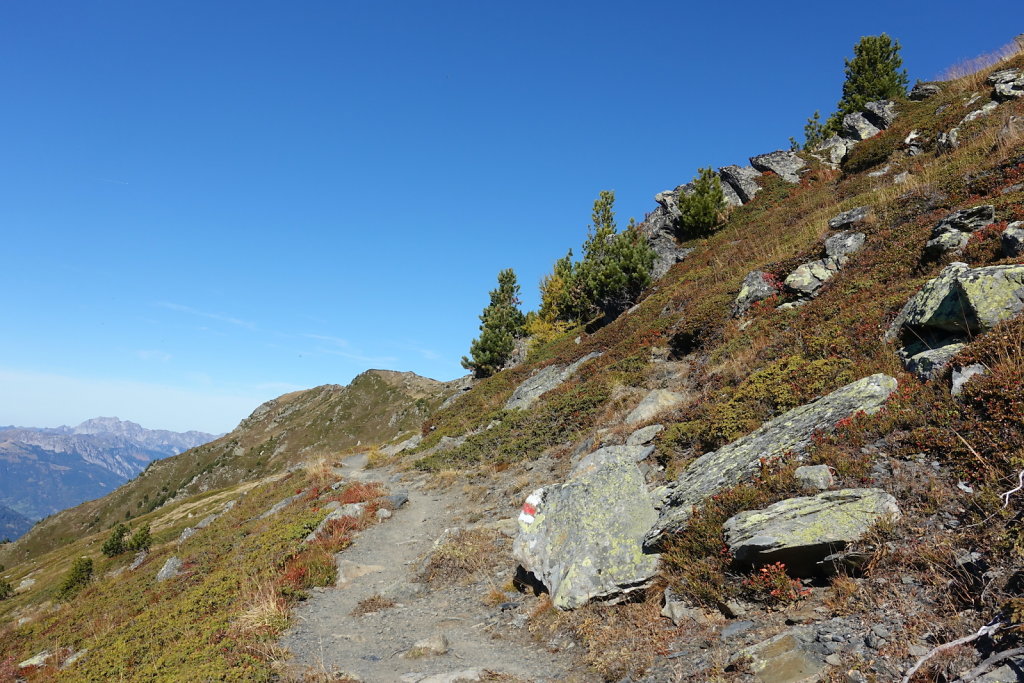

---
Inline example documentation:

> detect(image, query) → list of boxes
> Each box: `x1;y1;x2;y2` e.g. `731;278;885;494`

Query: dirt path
280;453;572;682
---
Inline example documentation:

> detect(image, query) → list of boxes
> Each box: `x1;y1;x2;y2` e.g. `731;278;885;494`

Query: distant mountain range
0;417;218;535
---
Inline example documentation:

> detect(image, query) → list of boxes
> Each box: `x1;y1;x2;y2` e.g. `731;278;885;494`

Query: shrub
56;556;93;602
0;578;12;600
461;268;527;378
824;33;908;133
101;522;130;557
741;562;811;607
676;167;726;239
127;524;152;552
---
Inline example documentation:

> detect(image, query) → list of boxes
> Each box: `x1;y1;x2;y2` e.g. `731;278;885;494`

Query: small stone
828;206;871;231
909;83;942;100
749;150;806;183
825;653;843;666
870;624;892;638
720;620;755;640
625;389;685;424
908;644;931;657
376;508;393;521
626;424;664;446
794;465;834;491
951;363;988;396
1002;221;1024;257
937;128;960;154
406;633;450;657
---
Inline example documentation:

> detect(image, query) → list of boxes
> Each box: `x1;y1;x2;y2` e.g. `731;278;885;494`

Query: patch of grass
421;528;501;584
351;594;396;616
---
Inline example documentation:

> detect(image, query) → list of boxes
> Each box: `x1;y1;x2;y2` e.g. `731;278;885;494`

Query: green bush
56;556;93;602
676;168;726;239
102;522;130;557
824;33;908;133
0;578;12;600
127;524;152;552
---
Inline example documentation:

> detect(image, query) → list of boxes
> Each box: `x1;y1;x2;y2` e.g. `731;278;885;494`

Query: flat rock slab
732;629;828;683
645;374;897;550
723;488;901;576
625;389;685;424
504;352;601;411
513;445;660;610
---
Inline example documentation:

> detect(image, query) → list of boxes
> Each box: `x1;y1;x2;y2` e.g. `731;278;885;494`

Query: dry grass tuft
937;38;1024;91
351;594;396;616
232;578;290;638
305;456;338;489
422;528;502;583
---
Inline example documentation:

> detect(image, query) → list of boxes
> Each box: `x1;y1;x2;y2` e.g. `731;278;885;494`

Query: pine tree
0;578;12;600
825;34;908;133
461;268;526;378
56;556;93;602
101;522;130;557
676;168;726;239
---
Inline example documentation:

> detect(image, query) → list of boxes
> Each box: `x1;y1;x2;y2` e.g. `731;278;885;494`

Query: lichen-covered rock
843;112;881;140
724;489;900;576
794;465;833;491
505;352;601;410
952;363;988;396
718;165;762;203
513;445;660;609
827;206;871;231
626;424;664;446
733;270;781;316
750;150;806;183
963;101;999;123
887;261;1024;338
1002;221;1024;257
785;259;836;296
156;556;184;582
812;135;854;168
863;100;898;128
645;374;898;550
625;389;685;424
909;82;942;100
924;205;996;257
824;231;866;266
901;341;966;380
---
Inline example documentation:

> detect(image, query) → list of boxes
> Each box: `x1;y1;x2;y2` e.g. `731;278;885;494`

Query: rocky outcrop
887;261;1024;380
863;100;898;128
784;231;866;298
750;151;806;183
505;352;601;411
625;389;685;424
733;270;782;316
723;488;901;576
812;135;854;168
718;165;762;204
513;445;660;609
909;82;942;100
827;206;871;231
156;556;183;582
924;205;996;257
645;374;898;550
989;68;1024;100
638;196;694;279
843;112;881;141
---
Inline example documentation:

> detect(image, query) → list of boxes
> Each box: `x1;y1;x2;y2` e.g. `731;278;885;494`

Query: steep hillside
2;43;1024;683
0;505;31;542
0;369;459;567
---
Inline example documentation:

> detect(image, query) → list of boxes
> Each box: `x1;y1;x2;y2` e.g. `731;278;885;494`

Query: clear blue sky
0;1;1017;433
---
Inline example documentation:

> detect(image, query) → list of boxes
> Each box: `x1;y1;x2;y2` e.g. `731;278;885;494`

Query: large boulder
842;112;881;141
513;445;660;610
1002;221;1024;257
723;488;901;576
785;259;836;297
887;261;1024;338
812;135;855;168
505;352;601;410
824;231;866;266
644;374;898;550
909;82;942;100
733;270;782;316
718;165;762;204
901;341;967;381
863;100;898;128
924;205;996;257
750;151;806;184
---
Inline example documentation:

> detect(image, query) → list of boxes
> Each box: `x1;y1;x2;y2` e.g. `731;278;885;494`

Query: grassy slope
0;369;453;567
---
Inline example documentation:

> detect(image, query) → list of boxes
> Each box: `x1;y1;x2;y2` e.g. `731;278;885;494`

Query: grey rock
720;178;743;208
867;164;892;178
381;433;422;457
812;135;855;168
625;389;685;424
732;629;827;683
156;556;184;582
1003;183;1024;196
724;488;901;576
720;620;755;639
383;491;410;509
924;205;996;257
909;82;942;100
902;341;966;380
824;231;866;266
863;100;898;128
626;424;664;446
990;68;1024;100
376;508;392;521
644;225;693;280
843;112;881;141
951;363;989;396
904;129;925;156
661;588;710;626
887;261;1024;338
734;270;782;316
999;116;1024;146
258;493;302;520
505;352;601;410
195;513;218;530
304;503;366;542
828;206;871;231
16;577;35;592
128;550;147;571
937;127;960;153
19;651;52;669
513;445;660;609
60;649;88;669
977;657;1024;682
795;465;834;491
963;101;999;123
785;259;837;297
410;669;486;683
1003;221;1024;257
718;165;762;203
646;374;898;550
406;633;449;657
750;150;807;183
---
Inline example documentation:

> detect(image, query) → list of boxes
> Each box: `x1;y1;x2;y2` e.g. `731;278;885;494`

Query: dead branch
955;646;1024;682
1001;469;1024;508
901;620;1002;683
